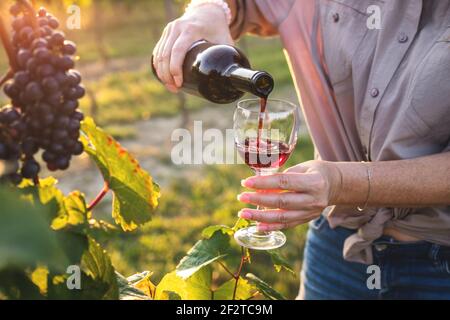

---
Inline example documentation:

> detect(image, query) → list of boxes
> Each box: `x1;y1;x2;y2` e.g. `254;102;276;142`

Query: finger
238;208;311;224
160;24;180;86
241;173;314;192
237;192;315;210
154;27;169;81
284;163;309;174
257;221;301;232
170;34;196;88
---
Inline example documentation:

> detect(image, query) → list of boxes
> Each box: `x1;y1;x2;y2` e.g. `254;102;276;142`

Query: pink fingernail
238;210;252;219
237;193;250;203
241;178;255;188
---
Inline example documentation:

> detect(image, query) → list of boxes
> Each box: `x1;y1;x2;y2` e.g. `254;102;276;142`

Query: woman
153;0;450;299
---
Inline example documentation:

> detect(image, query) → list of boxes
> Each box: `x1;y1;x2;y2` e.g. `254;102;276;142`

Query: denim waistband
372;236;450;260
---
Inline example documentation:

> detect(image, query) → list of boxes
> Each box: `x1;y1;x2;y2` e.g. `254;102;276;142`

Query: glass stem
252;168;278;235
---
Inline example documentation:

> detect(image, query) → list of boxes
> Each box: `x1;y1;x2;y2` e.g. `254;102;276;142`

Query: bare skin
238;153;450;232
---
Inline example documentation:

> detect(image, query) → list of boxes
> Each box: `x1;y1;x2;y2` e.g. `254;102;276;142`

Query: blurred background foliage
0;0;312;298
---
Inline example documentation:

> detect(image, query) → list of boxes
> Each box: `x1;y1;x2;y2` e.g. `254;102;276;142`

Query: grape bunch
1;1;85;184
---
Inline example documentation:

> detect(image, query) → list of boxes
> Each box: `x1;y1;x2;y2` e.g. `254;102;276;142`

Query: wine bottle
152;40;274;104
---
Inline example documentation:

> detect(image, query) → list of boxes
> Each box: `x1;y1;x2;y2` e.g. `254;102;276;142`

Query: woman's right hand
152;4;234;93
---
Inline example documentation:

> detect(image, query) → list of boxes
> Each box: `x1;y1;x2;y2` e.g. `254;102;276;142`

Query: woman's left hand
237;160;342;231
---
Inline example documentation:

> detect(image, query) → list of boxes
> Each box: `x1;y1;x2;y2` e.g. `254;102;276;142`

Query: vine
0;0;292;301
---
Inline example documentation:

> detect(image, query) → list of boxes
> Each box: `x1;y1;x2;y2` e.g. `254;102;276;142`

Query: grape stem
18;0;40;35
87;182;110;211
0;16;18;71
232;246;248;300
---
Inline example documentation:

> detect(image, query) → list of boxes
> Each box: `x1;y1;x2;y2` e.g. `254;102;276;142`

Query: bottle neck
228;66;274;98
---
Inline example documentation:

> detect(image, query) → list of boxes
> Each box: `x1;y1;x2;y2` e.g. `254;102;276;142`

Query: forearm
332;152;450;207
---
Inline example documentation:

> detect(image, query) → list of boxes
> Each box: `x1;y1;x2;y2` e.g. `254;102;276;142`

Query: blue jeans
300;215;450;300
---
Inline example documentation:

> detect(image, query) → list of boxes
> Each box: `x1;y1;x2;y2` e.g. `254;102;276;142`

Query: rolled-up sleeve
226;0;288;39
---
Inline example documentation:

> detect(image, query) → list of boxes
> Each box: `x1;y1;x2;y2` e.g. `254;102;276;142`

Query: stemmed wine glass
234;99;301;250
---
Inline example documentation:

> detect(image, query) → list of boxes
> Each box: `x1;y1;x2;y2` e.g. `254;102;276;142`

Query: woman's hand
152;4;233;93
237;161;342;231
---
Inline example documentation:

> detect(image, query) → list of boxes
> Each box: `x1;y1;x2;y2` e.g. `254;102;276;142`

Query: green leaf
51;191;89;231
176;231;231;279
81;237;119;300
214;277;257;300
81;117;160;231
156;267;212;300
117;272;151;300
232;218;250;231
267;250;296;276
0;188;67;271
245;273;286;300
202;225;233;239
0;269;44;300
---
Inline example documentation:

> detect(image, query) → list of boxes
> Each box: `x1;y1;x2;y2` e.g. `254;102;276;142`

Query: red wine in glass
237;137;292;169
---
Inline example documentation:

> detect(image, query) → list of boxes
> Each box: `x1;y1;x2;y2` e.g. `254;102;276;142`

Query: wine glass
234;98;301;250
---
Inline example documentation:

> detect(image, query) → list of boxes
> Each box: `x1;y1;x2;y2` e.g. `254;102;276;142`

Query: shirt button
370;88;379;98
398;32;409;43
332;13;340;22
374;244;388;252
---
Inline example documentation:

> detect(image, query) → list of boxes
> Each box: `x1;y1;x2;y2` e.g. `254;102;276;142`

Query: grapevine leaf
126;271;156;298
51;191;89;231
213;277;257;300
245;273;286;300
156;267;212;300
267;250;296;276
80;117;160;231
81;237;119;300
30;266;49;295
0;188;67;271
232;218;250;231
117;272;151;300
176;231;231;279
0;269;44;300
202;225;233;239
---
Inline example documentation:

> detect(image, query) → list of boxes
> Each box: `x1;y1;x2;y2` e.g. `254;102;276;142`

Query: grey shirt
228;0;450;263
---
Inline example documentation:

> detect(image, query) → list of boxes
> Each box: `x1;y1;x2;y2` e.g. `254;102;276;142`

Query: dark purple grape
36;103;52;114
51;143;64;154
19;26;33;41
21;159;40;179
4;81;20;99
42;151;56;162
53;129;69;140
62;41;77;55
22;138;39;156
17;49;32;68
45;92;63;107
2;107;21;124
57;56;74;70
42;77;59;93
48;17;59;29
50;31;65;47
54;72;70;87
41;113;55;125
13;71;30;88
72;111;84;121
47;162;58;171
68;119;81;132
33;47;51;62
40;139;51;149
26;57;38;73
24;82;44;102
55;156;70;170
37;64;55;78
72;141;84;155
62;100;79;114
31;38;48;50
40;26;53;36
38;17;48;27
55;116;70;128
67;71;81;86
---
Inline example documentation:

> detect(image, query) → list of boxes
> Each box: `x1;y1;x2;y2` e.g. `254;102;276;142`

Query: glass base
234;226;286;250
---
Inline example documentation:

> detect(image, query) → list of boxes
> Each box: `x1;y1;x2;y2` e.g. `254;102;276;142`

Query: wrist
332;162;371;206
185;0;232;25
